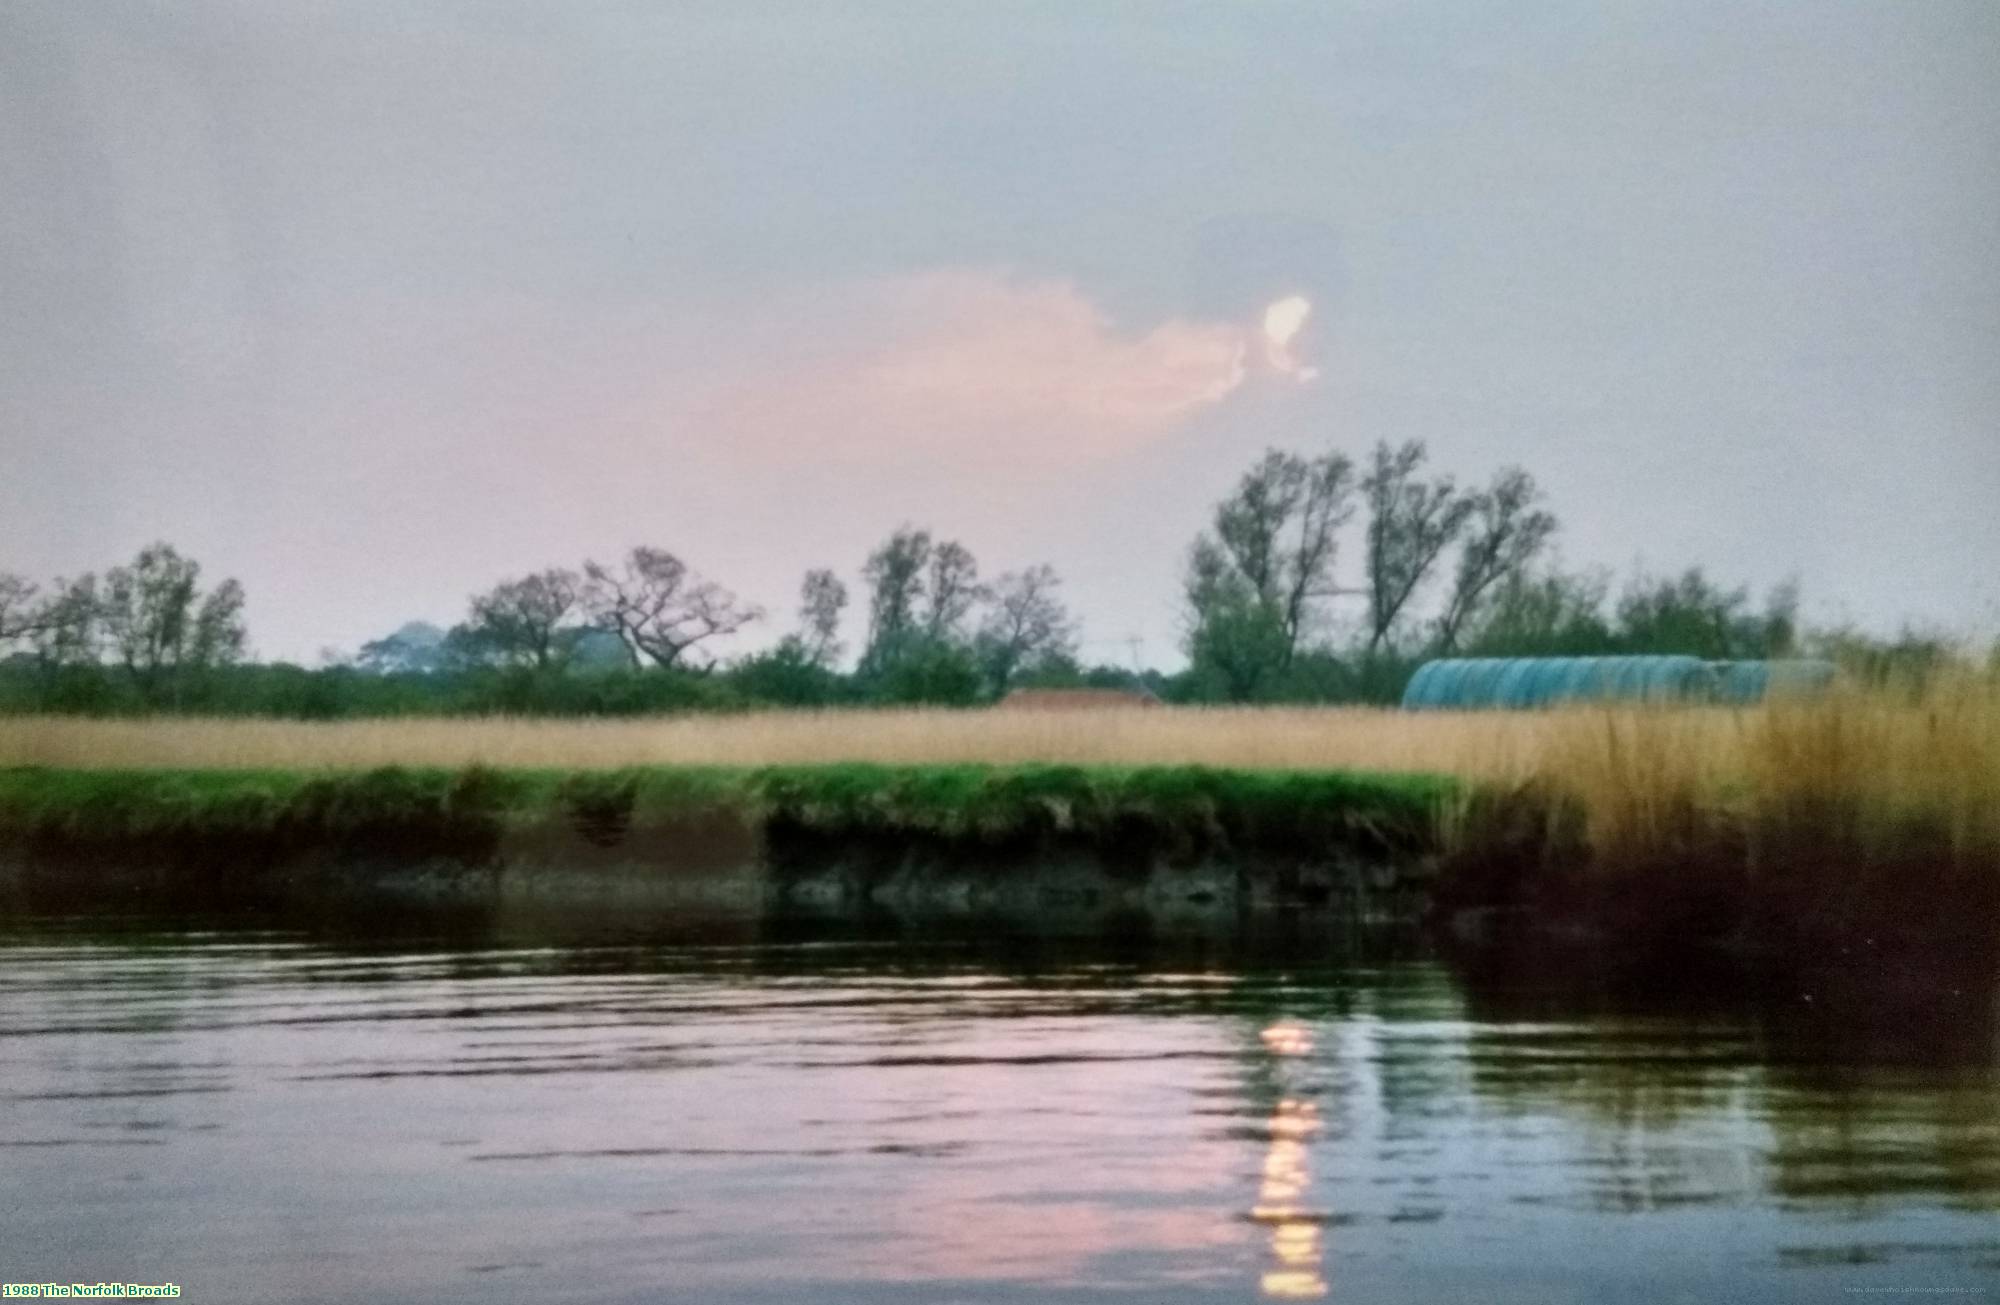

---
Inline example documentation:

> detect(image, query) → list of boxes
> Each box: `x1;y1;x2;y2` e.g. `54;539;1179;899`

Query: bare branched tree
456;568;585;670
1434;467;1558;653
580;547;760;671
30;575;98;667
1281;452;1359;649
975;565;1078;690
1188;447;1356;675
1361;440;1475;656
923;540;983;641
797;568;848;668
1213;451;1302;604
0;573;42;648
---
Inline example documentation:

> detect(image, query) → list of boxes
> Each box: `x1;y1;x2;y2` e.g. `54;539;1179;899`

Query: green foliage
0;762;1454;861
1455;566;1800;663
725;638;851;707
1458;568;1619;658
0;661;751;718
750;761;1448;856
0;662;137;715
1613;568;1796;660
1014;658;1166;697
1343;652;1424;706
858;526;935;677
93;543;248;705
866;637;983;706
1182;577;1291;702
461;666;745;715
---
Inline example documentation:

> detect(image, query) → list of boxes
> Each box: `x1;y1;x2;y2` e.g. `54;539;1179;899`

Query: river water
3;910;1996;1303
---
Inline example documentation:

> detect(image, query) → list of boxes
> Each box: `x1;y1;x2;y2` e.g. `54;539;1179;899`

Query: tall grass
0;707;1540;774
2;678;1995;875
1530;676;2000;875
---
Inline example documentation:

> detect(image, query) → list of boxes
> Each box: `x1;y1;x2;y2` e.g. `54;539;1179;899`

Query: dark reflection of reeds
1449;949;2000;1215
1757;991;2000;1214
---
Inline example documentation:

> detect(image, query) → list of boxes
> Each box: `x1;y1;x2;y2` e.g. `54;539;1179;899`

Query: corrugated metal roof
1401;656;1716;710
1403;656;1841;709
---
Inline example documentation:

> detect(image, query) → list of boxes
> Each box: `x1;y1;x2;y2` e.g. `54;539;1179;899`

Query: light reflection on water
0;914;1996;1304
1254;1098;1326;1299
1254;1020;1326;1300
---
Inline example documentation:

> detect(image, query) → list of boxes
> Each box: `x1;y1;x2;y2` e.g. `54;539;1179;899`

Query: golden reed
2;678;1994;870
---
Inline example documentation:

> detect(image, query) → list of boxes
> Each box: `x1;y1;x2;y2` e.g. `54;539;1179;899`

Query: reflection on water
1254;1021;1326;1300
0;910;1996;1304
1255;1098;1326;1299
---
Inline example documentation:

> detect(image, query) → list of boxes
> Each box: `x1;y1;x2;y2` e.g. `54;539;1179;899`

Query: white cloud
1261;294;1320;382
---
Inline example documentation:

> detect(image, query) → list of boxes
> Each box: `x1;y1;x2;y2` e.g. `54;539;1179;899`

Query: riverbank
2;747;1994;970
0;763;1453;919
4;682;1996;963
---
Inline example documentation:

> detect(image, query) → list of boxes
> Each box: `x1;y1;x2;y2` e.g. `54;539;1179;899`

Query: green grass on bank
0;763;1457;857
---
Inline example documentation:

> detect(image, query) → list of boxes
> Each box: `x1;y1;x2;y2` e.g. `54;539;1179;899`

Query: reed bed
0;704;1657;777
2;679;1995;873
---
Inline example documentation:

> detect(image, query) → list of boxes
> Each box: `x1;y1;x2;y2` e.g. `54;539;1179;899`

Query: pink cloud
694;269;1310;469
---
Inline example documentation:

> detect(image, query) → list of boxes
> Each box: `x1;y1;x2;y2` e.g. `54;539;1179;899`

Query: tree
975;564;1078;692
190;578;247;669
1612;568;1744;659
1459;566;1615;657
0;573;41;650
797;569;848;668
580;547;760;670
1613;568;1798;659
875;638;982;706
922;539;983;641
1179;447;1359;702
860;526;932;675
454;569;585;670
1361;440;1474;656
1181;536;1292;701
355;621;450;674
1434;467;1558;653
1201;448;1357;661
727;637;846;706
97;543;248;702
28;575;99;669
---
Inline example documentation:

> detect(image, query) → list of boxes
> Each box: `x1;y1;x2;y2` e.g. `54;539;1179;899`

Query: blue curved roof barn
1401;656;1716;710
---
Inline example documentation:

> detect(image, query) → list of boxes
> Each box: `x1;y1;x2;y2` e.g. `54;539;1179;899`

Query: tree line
1174;439;1813;701
2;439;1985;716
0;544;247;711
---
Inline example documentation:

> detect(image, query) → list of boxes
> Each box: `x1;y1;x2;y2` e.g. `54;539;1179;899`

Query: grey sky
4;0;1996;665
